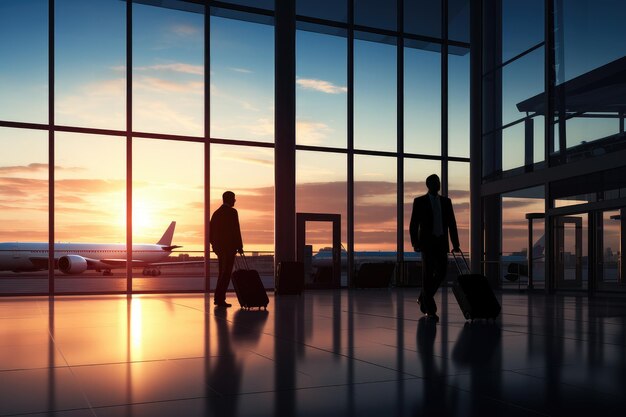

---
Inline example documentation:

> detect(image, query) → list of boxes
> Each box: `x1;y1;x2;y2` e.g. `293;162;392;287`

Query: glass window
296;29;347;148
210;145;274;287
355;0;397;31
296;150;347;285
132;138;204;292
133;2;204;136
502;46;544;126
502;0;544;62
404;42;441;155
556;0;626;84
448;162;470;253
448;50;469;158
354;155;396;252
404;158;440;252
405;0;441;39
448;0;469;43
502;123;525;171
211;14;274;142
0;128;48;294
297;0;348;23
354;34;397;152
55;0;126;130
55;132;126;293
0;0;48;123
501;186;545;289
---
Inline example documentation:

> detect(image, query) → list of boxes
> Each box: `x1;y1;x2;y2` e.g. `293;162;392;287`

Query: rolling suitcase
232;253;269;310
451;252;501;321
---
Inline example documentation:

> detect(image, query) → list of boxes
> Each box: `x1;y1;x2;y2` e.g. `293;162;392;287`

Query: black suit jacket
210;204;243;255
409;194;460;253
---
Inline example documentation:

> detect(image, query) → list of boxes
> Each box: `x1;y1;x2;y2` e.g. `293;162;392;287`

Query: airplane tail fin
157;221;176;246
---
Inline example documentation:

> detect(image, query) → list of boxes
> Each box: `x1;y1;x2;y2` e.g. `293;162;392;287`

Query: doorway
554;215;584;289
296;213;342;288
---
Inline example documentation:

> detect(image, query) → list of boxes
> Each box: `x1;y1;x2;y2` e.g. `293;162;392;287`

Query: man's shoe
214;302;232;308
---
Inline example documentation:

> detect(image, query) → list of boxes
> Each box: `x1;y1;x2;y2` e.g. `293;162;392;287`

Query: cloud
0;164;84;175
134;63;204;76
170;24;201;37
229;67;252;74
135;76;204;94
296;120;332;145
55;179;126;194
297;78;347;94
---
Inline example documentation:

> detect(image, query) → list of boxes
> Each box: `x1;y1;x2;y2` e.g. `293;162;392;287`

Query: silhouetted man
210;191;244;308
410;174;460;321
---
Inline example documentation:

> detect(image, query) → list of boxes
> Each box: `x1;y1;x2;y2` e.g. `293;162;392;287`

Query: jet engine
58;255;88;274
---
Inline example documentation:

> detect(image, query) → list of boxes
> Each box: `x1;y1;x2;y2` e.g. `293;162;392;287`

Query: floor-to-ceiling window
0;0;470;294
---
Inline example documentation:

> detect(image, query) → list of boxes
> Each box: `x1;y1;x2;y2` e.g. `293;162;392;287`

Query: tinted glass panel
355;0;397;31
448;162;470;253
0;128;48;294
0;0;48;123
211;145;274;288
502;0;544;62
296;29;347;148
354;36;397;152
404;44;441;155
55;132;126;293
56;0;126;130
448;51;470;157
297;0;348;23
354;155;396;251
132;138;204;292
404;0;441;39
211;15;274;142
133;2;204;136
448;0;469;43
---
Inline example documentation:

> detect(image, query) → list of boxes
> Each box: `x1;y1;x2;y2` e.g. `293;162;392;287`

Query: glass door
554;216;584;289
596;208;626;290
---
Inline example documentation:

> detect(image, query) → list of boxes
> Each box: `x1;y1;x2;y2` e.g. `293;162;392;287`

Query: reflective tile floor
2;289;626;416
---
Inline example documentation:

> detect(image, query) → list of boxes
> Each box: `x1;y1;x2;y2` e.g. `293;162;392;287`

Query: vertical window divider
48;0;55;295
347;0;355;288
126;0;133;294
204;7;211;293
442;0;449;196
397;0;405;280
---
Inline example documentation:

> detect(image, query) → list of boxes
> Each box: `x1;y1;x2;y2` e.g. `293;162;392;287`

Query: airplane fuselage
0;242;172;273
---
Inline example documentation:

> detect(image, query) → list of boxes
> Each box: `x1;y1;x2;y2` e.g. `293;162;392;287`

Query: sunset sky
0;1;479;255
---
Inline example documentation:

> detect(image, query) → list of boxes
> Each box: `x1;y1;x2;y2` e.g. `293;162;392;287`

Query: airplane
0;221;194;276
311;234;546;282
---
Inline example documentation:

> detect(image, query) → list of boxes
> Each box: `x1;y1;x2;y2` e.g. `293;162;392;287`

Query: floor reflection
1;289;626;416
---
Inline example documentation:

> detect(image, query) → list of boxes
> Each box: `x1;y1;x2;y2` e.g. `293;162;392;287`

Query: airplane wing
99;259;206;267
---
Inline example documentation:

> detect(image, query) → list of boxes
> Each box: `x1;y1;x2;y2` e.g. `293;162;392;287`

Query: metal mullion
396;0;404;279
48;0;55;295
441;0;449;195
347;0;355;287
482;41;545;77
295;14;349;30
204;6;211;293
126;0;132;293
210;1;274;18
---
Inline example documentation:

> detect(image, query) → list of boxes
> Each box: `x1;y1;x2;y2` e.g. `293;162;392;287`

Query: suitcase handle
451;251;471;275
236;251;250;270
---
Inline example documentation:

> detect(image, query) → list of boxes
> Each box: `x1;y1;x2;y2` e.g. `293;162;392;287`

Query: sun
132;198;155;237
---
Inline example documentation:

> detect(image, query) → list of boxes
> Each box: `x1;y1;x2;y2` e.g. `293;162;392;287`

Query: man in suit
210;191;244;308
410;174;460;321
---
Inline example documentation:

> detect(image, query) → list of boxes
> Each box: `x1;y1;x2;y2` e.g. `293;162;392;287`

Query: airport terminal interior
2;0;626;415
